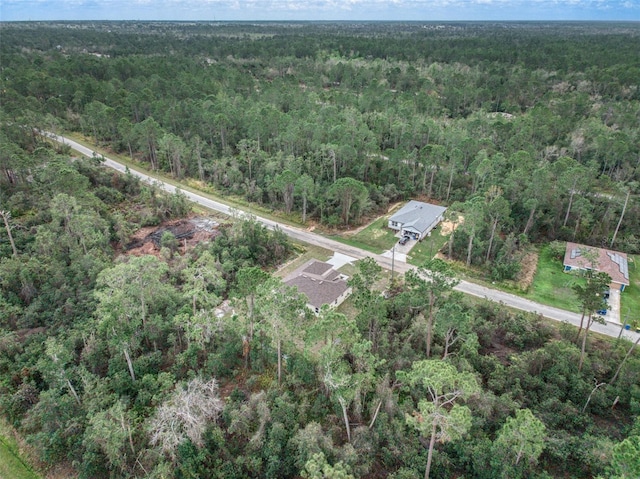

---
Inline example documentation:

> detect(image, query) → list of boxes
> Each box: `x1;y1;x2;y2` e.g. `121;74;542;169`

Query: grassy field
620;255;640;327
327;234;385;254
407;227;450;266
523;245;585;313
444;245;585;313
329;217;398;254
0;420;40;479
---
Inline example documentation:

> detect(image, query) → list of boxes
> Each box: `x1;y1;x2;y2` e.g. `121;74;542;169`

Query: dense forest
2;22;640;268
1;21;639;478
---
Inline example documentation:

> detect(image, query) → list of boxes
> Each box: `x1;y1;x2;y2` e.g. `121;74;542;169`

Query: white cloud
1;0;638;21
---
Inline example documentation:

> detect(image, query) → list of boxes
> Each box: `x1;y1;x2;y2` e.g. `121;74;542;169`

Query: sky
1;0;639;22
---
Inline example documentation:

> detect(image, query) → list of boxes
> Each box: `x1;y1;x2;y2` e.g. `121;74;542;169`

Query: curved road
52;133;639;342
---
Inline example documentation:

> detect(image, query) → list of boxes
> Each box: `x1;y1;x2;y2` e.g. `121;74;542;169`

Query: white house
388;200;447;240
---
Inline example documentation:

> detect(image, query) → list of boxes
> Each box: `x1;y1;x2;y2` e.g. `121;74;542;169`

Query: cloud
1;0;639;21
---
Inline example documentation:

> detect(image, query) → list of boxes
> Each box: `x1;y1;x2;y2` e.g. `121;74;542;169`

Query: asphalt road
51;133;640;342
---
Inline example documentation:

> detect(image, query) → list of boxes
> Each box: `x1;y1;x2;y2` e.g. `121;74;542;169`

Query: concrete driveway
607;289;621;324
327;252;357;269
381;232;417;263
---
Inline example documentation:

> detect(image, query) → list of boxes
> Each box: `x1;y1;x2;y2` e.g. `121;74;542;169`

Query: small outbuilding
284;260;352;314
563;242;630;292
388;200;447;240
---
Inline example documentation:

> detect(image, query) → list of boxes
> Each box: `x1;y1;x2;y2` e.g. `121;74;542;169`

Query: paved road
52;133;640;342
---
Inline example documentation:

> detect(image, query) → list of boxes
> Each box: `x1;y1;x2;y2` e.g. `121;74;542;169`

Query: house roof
563;242;630;286
389;200;447;234
283;260;350;309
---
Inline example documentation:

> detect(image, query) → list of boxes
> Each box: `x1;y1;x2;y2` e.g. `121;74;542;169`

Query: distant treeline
2;22;639;269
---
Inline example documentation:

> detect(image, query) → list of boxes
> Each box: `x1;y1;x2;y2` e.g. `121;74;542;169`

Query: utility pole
391;245;395;282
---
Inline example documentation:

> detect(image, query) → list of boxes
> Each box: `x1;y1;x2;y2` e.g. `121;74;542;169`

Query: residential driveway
607;290;621;324
395;237;416;255
327;252;357;269
381;233;417;263
381;249;407;263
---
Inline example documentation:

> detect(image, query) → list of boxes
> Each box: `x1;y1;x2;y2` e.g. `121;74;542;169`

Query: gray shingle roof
303;261;333;276
389;200;447;234
283;260;350;309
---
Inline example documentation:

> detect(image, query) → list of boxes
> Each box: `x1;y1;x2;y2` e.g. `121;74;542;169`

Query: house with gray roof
388;200;447;240
563;242;630;291
283;260;352;314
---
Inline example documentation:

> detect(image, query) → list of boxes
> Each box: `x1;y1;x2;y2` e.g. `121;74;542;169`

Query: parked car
398;236;410;245
596;309;607;316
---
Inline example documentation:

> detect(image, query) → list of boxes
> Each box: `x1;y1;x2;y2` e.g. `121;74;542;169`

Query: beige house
284;260;352;314
563;242;629;292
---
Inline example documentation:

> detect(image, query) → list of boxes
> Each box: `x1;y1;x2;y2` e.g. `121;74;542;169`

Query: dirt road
50;133;639;342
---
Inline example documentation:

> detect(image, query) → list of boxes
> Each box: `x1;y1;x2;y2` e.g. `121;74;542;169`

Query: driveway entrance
382;232;418;263
607;289;621;325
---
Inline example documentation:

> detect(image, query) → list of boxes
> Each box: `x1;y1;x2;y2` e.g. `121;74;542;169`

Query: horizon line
3;19;640;23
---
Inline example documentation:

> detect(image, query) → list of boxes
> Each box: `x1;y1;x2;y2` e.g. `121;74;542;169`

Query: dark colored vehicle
398;236;410;245
596;309;607;316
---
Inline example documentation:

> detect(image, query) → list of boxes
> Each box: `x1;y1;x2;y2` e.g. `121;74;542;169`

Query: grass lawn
335;216;452;262
407;227;451;266
333;217;398;254
328;235;385;254
336;294;359;318
620;255;640;327
274;243;334;278
0;421;40;479
523;245;584;313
